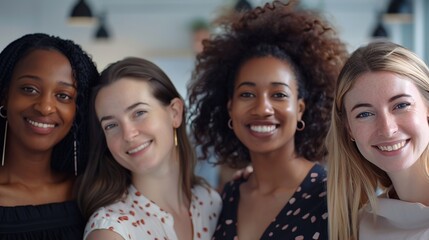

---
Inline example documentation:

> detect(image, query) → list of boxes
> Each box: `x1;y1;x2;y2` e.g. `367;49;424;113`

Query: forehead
235;56;297;88
344;71;421;106
95;78;154;111
11;49;75;84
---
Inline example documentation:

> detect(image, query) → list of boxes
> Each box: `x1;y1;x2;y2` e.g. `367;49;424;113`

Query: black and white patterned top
212;164;328;240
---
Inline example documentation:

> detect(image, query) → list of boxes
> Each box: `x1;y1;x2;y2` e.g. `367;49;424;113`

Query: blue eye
104;123;117;131
395;102;411;110
356;112;374;118
134;110;146;117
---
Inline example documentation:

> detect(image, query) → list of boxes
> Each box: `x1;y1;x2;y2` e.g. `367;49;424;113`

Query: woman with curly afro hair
188;1;348;239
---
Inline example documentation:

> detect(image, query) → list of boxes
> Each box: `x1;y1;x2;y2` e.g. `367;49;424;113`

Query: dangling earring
296;120;305;131
0;106;7;167
174;128;178;147
228;119;233;129
2;121;7;167
74;139;77;176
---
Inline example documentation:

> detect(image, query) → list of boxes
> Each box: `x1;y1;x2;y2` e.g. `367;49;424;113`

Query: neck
2;139;55;184
388;159;429;206
248;150;314;193
132;158;189;214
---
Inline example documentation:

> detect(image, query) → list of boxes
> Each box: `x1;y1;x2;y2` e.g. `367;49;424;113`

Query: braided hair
0;33;99;174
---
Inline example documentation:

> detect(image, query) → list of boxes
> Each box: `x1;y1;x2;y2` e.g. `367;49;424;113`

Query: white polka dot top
84;184;222;240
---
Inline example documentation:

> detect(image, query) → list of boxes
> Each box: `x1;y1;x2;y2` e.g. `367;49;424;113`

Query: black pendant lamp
234;0;252;12
69;0;96;25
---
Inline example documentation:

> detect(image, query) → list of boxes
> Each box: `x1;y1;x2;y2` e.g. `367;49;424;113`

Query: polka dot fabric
212;164;328;240
84;185;222;240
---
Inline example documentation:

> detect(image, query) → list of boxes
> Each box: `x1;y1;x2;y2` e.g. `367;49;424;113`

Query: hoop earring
2;121;7;167
350;137;355;142
174;128;178;147
0;106;6;119
228;119;233;129
296;120;305;131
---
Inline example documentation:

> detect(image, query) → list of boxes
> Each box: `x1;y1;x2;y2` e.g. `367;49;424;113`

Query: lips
127;141;152;154
249;124;276;133
26;118;56;128
375;140;407;152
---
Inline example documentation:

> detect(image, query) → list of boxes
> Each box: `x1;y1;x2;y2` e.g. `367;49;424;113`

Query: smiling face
228;56;305;157
95;77;182;175
344;71;429;173
6;49;76;153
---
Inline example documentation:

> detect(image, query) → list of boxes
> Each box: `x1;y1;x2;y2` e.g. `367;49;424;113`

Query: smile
26;119;55;128
376;140;406;152
127;141;151;154
250;125;276;133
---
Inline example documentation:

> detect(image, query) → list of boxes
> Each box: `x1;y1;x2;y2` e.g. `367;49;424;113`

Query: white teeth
27;119;55;128
127;142;150;154
250;125;276;133
377;141;406;152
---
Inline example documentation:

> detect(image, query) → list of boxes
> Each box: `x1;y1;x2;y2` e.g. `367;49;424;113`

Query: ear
226;99;232;117
169;98;184;128
297;98;306;121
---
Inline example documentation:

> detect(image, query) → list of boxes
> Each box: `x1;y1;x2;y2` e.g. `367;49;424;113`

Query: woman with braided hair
0;33;99;239
188;1;347;239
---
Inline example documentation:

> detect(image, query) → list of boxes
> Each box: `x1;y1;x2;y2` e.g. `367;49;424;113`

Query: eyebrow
99;102;148;123
17;75;76;89
236;81;290;89
351;94;412;111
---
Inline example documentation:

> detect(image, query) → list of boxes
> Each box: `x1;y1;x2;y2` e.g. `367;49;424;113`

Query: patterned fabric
359;197;429;240
212;164;328;240
0;201;84;240
84;184;222;240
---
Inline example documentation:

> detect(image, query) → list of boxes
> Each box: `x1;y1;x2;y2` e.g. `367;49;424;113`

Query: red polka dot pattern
83;185;222;240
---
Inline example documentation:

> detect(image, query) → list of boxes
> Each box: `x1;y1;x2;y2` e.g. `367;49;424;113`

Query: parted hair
327;40;429;240
78;57;203;220
0;33;99;174
188;0;348;168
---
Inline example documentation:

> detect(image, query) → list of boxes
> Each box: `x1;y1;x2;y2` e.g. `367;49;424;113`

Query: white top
84;184;222;240
360;197;429;240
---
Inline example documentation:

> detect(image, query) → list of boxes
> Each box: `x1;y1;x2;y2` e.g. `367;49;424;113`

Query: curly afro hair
188;0;348;168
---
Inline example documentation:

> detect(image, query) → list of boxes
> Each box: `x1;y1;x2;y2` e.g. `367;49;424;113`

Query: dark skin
0;49;77;206
228;57;314;239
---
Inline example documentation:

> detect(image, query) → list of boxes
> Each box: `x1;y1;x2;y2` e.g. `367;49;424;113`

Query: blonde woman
327;40;429;239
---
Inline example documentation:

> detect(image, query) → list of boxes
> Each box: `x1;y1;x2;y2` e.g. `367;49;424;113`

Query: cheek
105;135;121;157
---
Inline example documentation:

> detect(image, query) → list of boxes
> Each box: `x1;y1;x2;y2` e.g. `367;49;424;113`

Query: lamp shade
234;0;252;12
387;0;412;14
69;0;96;25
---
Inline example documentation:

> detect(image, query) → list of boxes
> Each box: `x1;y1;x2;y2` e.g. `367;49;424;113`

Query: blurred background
0;0;427;188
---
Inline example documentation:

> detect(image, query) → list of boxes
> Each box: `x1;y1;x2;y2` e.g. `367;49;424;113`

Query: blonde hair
327;40;429;240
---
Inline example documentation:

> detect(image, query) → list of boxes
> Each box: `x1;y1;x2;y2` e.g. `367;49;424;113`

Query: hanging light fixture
94;11;110;40
372;12;389;38
234;0;252;12
68;0;97;25
383;0;412;23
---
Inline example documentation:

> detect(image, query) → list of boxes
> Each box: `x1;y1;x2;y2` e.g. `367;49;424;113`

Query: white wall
1;0;422;97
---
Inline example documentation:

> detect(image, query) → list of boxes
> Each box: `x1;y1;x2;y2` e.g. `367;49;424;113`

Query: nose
252;95;274;116
122;122;139;142
34;95;56;116
377;112;398;137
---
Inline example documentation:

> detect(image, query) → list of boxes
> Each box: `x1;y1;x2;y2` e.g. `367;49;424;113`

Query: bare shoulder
85;229;125;240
